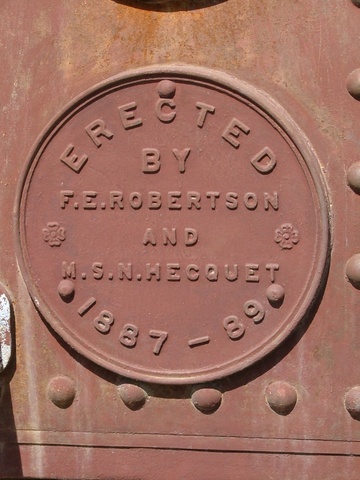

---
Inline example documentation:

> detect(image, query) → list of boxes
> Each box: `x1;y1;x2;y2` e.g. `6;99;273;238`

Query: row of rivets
45;377;360;419
346;17;360;285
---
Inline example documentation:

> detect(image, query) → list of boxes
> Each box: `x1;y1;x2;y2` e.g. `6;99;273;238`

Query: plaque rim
15;65;331;384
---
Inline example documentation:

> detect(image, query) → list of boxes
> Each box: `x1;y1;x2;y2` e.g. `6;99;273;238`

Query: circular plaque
17;66;329;384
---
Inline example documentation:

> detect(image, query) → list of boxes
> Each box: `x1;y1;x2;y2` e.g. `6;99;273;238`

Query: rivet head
347;69;360;100
191;388;222;413
265;381;297;415
346;254;360;286
57;279;75;301
266;284;285;306
347;162;360;193
118;383;147;410
157;80;176;99
345;386;360;419
47;375;76;409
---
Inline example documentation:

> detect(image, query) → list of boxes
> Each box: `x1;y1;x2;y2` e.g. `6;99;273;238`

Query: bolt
347;69;360;100
266;284;285;306
57;280;75;301
157;80;176;99
265;381;297;415
47;375;76;409
345;386;360;419
346;254;360;286
118;383;147;410
191;388;222;414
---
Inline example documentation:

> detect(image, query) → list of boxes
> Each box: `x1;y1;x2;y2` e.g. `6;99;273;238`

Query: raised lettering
92;262;103;280
196;102;215;128
109;191;124;209
143;228;156;246
166;263;181;281
62;261;76;279
244;192;258;210
60;190;74;209
264;192;279;210
266;263;279;283
222;118;250;149
146;263;160;281
142;148;161;173
129;192;142;209
168;191;181;210
225;264;238;281
187;191;201;210
148;191;162;209
225;192;238;210
85;119;114;148
118;102;142;130
163;228;176;246
205;264;218;281
83;191;97;210
118;263;133;280
172;148;191;173
186;264;199;281
156;99;176;123
184;228;198;246
251;147;276;174
60;143;88;173
245;264;259;282
206;192;220;210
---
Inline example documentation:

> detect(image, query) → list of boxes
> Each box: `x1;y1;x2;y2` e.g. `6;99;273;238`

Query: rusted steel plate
17;66;329;384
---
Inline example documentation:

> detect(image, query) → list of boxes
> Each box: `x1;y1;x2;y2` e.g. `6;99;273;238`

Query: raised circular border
15;65;331;384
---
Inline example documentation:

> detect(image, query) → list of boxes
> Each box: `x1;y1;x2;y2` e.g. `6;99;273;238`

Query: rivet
265;381;297;415
347;69;360;100
57;279;75;301
345;386;360;419
191;388;222;414
47;375;76;409
347;162;360;193
118;383;147;410
266;284;285;306
346;254;360;286
157;80;176;99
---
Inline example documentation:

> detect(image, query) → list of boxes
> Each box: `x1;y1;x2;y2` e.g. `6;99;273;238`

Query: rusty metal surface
1;0;360;479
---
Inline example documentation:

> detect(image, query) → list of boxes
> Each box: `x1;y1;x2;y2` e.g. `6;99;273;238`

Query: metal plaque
17;66;329;384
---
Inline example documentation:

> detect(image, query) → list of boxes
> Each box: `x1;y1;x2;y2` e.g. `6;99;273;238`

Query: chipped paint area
0;293;11;371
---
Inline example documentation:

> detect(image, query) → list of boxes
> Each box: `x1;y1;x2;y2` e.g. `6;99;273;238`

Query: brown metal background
1;0;360;478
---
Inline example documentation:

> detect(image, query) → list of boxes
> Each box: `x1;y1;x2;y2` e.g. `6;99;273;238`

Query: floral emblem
43;222;66;247
275;223;299;250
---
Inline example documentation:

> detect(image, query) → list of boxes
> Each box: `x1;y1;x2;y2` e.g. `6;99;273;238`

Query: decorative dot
81;273;87;280
157;80;176;99
108;273;113;280
74;202;79;210
118;384;147;410
346;254;360;286
47;375;76;409
345;386;360;419
191;388;222;414
347;69;360;100
347;162;360;193
137;274;142;281
266;284;285;306
101;203;106;210
57;280;75;301
265;381;297;415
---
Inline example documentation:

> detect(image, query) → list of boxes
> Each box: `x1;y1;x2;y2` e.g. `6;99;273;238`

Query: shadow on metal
111;0;227;12
0;352;23;478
